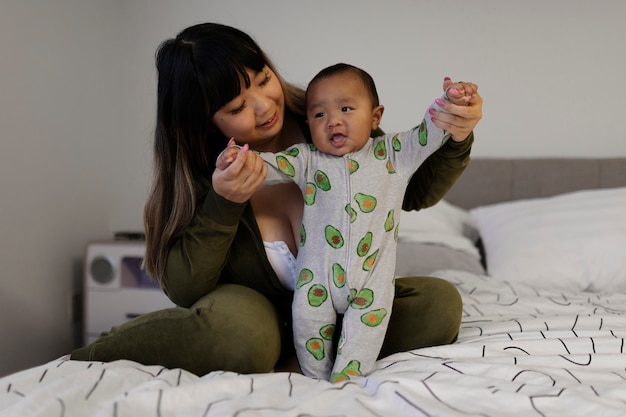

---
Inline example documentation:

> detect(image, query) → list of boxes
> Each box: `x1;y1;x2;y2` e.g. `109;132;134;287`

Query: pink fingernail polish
435;98;446;106
444;76;451;81
448;88;459;96
241;143;249;153
428;108;435;115
431;117;436;123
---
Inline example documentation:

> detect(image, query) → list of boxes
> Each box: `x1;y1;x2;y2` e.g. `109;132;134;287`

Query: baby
217;63;471;382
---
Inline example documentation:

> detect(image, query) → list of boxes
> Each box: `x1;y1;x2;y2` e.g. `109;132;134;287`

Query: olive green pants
71;276;462;376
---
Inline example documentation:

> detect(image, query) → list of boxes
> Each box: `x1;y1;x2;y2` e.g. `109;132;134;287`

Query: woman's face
212;66;285;151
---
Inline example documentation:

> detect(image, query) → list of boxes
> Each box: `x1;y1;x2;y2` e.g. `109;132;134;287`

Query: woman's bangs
205;48;266;117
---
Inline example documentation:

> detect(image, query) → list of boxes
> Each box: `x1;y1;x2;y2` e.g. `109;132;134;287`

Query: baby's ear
371;105;385;129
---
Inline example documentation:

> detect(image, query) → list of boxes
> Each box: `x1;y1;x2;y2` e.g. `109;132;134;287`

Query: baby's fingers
216;138;239;169
460;82;479;97
444;80;479;106
444;83;468;105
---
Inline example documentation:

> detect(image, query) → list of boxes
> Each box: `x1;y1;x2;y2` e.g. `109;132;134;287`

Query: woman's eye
259;73;271;86
230;102;246;115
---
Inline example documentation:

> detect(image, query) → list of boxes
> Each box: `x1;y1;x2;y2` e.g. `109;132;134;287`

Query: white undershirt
264;241;297;290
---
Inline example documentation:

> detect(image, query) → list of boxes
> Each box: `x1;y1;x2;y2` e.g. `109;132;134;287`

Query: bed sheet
2;270;626;417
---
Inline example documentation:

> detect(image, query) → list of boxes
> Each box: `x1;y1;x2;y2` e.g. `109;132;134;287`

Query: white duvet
2;270;626;417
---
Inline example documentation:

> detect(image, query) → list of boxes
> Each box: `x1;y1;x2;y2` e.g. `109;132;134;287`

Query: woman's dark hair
144;23;305;283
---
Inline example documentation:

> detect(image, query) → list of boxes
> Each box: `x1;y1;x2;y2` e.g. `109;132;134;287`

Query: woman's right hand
433;78;483;142
212;142;267;203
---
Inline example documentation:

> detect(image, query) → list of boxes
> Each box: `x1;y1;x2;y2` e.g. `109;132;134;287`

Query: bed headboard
445;158;626;210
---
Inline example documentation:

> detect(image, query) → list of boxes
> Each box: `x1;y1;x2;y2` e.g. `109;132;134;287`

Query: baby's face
306;74;381;156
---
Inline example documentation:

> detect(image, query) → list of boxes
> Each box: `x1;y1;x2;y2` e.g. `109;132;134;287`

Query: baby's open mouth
330;134;347;148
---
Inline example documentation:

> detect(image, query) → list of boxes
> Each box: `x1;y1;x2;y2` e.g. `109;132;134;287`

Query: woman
71;22;483;376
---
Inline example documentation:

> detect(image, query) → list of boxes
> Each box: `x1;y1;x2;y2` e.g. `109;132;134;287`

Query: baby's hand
444;81;477;106
212;138;266;203
216;138;242;170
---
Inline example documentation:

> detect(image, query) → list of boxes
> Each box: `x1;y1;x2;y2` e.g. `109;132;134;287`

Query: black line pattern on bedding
2;270;626;416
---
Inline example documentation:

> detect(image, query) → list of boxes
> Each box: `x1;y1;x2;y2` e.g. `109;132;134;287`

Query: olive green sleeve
162;186;247;308
401;132;474;211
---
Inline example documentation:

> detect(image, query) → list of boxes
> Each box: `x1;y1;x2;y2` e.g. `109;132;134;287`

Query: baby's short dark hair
306;63;380;107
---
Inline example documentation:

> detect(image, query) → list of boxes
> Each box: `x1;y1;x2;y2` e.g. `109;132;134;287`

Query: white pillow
470;187;626;292
399;199;481;260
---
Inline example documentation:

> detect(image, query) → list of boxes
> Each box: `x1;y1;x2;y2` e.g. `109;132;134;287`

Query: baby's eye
341;106;353;112
314;112;326;119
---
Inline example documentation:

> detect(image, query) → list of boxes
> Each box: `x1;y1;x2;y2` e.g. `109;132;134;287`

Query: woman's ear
371;105;385;130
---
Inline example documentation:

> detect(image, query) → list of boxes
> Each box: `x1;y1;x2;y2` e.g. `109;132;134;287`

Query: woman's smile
259;111;279;129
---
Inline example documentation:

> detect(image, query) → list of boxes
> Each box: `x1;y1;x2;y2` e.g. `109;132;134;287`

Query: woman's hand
212;141;267;203
432;78;483;142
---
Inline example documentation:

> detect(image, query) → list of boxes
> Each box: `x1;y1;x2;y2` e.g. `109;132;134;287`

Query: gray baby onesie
261;110;449;382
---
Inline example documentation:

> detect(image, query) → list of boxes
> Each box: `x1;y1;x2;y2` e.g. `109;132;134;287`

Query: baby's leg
330;283;393;382
292;281;337;380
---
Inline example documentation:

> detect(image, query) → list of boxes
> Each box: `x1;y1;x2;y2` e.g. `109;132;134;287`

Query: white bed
1;158;625;417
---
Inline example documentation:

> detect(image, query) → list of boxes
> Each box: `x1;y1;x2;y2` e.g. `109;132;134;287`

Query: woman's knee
187;284;283;374
71;284;283;376
380;276;462;357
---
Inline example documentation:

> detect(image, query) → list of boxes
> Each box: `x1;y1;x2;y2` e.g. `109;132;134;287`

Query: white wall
1;0;625;376
0;0;123;376
116;0;626;159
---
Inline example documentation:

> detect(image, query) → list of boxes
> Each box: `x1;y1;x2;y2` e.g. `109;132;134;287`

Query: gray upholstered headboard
445;158;626;210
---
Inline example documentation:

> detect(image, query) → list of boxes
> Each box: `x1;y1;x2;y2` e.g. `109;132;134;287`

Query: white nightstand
83;241;175;345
